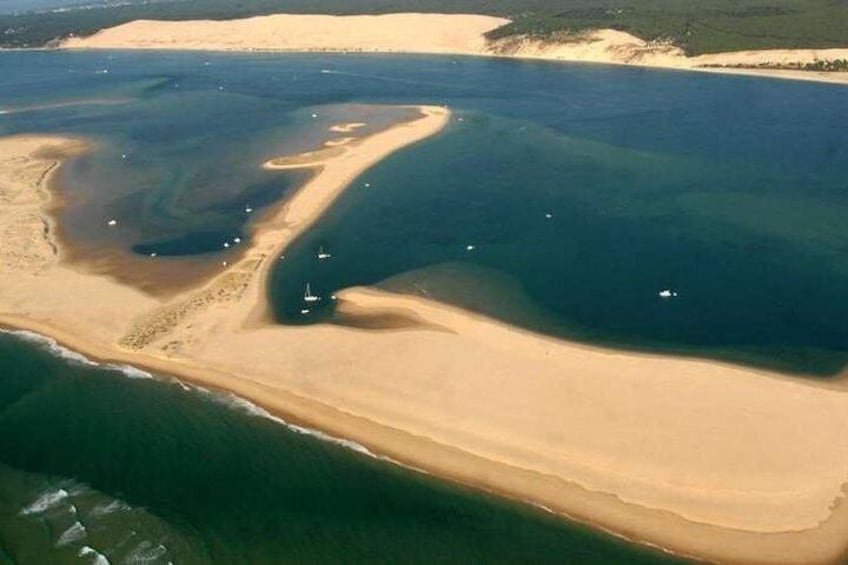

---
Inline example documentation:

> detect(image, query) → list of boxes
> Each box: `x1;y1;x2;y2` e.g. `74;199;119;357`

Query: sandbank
4;108;848;565
58;13;848;86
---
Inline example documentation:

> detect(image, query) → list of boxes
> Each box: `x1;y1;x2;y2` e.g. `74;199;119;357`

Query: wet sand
4;107;848;564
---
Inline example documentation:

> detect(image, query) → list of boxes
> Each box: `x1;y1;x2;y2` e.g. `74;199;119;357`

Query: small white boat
304;283;320;303
107;219;117;226
658;289;679;298
300;308;310;315
545;213;553;219
317;246;332;260
234;237;241;244
466;244;476;252
223;242;230;248
244;206;253;214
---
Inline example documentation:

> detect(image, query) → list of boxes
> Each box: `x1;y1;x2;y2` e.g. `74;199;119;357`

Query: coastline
53;13;848;86
5;111;848;565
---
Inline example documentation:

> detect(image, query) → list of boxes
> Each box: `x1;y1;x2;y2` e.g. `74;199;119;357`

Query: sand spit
59;13;848;86
4;109;848;564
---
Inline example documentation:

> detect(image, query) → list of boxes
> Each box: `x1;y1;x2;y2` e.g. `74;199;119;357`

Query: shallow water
2;50;847;372
0;331;686;564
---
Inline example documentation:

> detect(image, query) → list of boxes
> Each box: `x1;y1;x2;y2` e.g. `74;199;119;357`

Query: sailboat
317;246;332;260
304;283;320;303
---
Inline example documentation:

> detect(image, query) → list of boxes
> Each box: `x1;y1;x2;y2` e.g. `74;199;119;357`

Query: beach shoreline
4;110;848;565
51;13;848;86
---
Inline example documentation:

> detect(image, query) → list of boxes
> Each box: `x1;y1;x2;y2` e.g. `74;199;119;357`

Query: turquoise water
2;51;847;372
0;331;686;564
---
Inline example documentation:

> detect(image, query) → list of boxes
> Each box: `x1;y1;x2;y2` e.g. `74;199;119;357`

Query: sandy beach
5;107;848;564
59;13;848;86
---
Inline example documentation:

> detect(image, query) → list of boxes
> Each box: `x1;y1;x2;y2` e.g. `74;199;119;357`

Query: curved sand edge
3;111;848;564
58;13;848;86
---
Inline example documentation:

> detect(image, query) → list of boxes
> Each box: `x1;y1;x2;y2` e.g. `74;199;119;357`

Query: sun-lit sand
60;13;848;85
4;107;848;564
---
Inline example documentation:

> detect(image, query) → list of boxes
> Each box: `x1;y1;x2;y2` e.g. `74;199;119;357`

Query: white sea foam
1;328;401;470
193;386;378;458
88;499;129;519
168;377;191;392
79;545;111;565
125;540;168;563
3;329;98;367
20;488;69;516
1;328;154;380
104;363;154;380
56;521;87;547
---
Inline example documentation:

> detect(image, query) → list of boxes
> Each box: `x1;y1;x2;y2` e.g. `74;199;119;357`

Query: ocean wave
1;328;392;468
125;540;168;563
88;499;130;520
56;521;88;547
104;364;154;380
20;487;70;516
0;328;154;380
195;387;378;458
3;329;98;367
79;545;111;565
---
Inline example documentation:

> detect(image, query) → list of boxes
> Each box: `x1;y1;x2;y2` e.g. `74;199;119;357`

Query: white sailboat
304;283;320;303
317;246;332;260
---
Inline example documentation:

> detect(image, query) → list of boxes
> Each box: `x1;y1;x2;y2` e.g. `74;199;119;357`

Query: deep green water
0;331;686;564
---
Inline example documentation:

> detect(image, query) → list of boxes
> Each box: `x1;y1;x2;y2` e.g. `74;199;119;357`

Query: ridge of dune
4;106;848;564
59;12;848;85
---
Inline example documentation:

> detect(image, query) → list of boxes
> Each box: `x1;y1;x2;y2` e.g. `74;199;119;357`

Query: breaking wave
0;329;154;379
79;546;111;565
56;521;88;547
1;328;403;468
20;487;70;516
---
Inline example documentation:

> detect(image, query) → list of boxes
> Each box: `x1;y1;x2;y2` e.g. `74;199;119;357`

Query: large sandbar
3;108;848;564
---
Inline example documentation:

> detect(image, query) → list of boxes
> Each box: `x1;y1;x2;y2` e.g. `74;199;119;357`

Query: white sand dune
61;13;848;85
